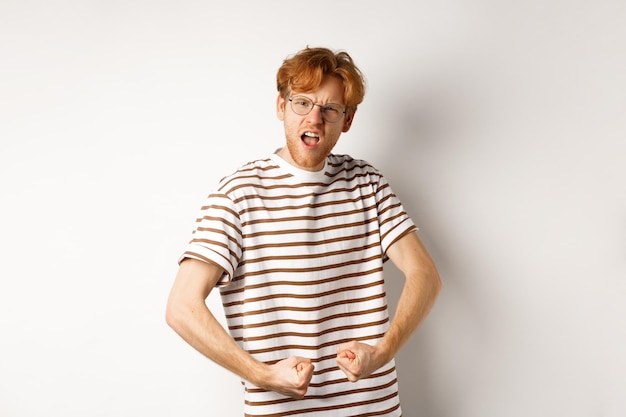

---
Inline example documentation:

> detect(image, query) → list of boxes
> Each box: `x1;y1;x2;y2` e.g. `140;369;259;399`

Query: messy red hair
276;47;366;115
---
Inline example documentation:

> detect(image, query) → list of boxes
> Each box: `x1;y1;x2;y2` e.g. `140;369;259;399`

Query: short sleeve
374;175;417;255
179;192;243;286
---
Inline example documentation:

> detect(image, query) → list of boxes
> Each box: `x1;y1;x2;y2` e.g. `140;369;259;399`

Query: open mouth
301;131;320;147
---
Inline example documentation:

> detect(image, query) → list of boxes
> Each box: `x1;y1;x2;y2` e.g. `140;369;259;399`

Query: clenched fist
264;356;315;399
336;341;383;382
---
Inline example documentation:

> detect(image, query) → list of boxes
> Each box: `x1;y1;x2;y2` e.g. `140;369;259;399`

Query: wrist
374;338;396;367
247;361;272;389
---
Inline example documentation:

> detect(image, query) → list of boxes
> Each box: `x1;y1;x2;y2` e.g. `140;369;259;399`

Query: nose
306;104;324;124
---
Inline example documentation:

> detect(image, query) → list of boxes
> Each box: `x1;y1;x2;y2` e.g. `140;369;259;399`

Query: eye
292;97;312;107
322;105;341;115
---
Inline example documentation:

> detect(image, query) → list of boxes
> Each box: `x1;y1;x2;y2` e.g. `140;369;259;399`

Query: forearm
376;267;441;364
166;259;314;398
335;266;441;381
375;232;442;365
166;295;267;386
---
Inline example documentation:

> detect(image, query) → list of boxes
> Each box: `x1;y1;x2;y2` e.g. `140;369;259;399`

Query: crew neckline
270;152;329;182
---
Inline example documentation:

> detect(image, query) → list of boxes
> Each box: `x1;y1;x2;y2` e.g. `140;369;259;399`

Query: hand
264;356;315;399
336;341;382;382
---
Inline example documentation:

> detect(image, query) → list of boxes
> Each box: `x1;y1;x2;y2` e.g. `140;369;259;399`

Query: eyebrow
291;94;344;106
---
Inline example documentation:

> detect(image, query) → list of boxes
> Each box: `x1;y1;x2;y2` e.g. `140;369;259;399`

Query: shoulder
215;157;284;193
327;153;381;176
220;157;280;181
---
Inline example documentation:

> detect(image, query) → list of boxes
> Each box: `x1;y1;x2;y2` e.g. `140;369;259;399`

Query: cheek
283;118;302;139
328;125;345;140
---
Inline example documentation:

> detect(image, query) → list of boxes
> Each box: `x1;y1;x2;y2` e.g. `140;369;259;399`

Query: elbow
425;265;443;298
433;273;443;297
407;265;442;301
433;268;442;292
165;296;185;333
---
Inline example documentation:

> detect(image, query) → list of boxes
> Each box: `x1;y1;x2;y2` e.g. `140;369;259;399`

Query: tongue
302;135;319;146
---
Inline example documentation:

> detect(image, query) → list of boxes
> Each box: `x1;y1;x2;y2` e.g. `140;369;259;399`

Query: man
166;46;441;416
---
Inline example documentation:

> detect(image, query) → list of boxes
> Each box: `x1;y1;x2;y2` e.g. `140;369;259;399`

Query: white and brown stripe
181;153;416;416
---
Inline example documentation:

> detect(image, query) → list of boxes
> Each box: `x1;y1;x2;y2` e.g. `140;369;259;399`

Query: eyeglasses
288;96;346;123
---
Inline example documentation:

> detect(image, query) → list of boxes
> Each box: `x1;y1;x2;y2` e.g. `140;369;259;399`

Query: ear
276;94;286;121
342;110;356;133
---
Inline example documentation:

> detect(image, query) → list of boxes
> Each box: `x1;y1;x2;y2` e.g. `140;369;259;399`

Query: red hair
276;47;366;115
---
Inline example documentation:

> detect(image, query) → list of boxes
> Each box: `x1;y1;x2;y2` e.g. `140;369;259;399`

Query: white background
1;1;625;416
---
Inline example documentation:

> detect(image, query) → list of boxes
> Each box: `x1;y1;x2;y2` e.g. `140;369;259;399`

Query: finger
337;349;357;360
296;361;314;375
336;352;362;382
336;341;356;352
336;362;359;382
302;364;314;384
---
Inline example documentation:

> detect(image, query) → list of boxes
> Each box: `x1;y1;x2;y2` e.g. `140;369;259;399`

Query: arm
166;258;314;398
336;231;442;381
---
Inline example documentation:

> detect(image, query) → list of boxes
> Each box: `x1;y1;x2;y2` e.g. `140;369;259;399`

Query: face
276;75;355;171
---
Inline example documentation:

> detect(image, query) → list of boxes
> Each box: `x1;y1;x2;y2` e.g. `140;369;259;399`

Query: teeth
304;132;319;138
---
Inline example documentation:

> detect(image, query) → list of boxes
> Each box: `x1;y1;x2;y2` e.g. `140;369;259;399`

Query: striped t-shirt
181;153;417;417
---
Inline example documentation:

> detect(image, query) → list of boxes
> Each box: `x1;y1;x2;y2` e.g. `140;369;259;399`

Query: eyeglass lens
290;96;345;122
